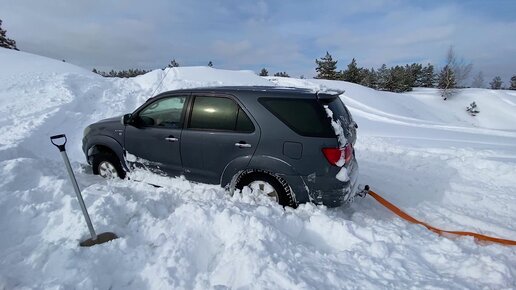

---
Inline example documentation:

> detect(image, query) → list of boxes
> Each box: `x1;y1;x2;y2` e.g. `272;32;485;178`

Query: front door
124;95;188;176
180;95;260;184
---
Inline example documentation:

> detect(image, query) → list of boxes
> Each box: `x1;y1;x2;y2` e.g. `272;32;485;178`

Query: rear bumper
302;158;361;207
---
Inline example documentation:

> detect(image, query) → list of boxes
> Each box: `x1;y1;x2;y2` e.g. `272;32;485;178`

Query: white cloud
0;0;514;81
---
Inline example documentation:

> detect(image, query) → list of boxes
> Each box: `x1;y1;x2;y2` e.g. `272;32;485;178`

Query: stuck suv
82;86;360;207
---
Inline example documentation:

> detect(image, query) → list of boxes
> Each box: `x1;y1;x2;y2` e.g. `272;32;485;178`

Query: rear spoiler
315;89;345;100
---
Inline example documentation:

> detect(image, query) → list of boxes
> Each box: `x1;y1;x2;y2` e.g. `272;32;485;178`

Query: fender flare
219;155;253;187
85;135;126;170
221;155;311;203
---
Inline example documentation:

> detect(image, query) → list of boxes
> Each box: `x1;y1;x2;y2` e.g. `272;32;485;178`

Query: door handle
165;136;179;142
235;142;251;148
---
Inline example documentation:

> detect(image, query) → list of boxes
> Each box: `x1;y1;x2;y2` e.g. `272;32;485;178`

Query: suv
82;86;361;207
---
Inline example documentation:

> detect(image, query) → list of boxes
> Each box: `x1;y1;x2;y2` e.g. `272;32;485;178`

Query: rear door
180;94;260;184
124;94;189;176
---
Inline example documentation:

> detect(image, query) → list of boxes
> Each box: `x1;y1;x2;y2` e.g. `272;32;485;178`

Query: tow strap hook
356;184;370;198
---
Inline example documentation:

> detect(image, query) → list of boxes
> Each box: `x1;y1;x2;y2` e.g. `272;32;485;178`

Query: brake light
322;143;353;166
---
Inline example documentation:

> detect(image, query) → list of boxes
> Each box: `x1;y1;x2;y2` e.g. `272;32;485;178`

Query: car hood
95;116;122;124
88;116;124;131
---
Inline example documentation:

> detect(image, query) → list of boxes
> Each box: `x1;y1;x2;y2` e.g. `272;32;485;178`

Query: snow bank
0;48;92;76
0;48;515;289
133;66;273;96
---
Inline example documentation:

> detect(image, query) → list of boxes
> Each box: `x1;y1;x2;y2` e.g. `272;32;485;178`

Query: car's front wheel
235;170;297;208
91;152;126;179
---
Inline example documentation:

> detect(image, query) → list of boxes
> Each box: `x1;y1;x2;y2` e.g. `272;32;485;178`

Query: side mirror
121;113;132;125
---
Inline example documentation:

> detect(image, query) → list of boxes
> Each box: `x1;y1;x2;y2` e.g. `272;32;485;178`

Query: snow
323;104;350;182
1;48;515;289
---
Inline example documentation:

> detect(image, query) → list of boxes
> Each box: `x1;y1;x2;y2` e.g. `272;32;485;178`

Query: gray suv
82;86;361;207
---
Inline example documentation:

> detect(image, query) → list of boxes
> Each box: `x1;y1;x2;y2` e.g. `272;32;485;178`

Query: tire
91;152;126;179
235;170;297;208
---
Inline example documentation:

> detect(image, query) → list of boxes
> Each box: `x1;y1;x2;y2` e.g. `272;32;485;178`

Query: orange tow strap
368;190;516;246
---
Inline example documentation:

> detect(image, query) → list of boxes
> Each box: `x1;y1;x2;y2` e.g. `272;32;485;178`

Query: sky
1;0;515;85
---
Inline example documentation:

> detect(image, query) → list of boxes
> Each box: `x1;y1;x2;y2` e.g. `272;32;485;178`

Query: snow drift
0;48;515;289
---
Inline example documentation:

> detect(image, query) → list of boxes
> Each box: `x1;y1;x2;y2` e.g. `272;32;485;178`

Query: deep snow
0;48;515;289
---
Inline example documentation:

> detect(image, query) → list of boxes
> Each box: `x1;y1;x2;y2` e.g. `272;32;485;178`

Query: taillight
322;143;353;166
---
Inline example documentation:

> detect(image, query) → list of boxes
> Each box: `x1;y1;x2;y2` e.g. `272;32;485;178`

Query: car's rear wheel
235;170;297;208
92;152;126;179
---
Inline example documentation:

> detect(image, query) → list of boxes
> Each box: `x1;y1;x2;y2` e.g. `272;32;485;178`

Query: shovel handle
50;134;67;152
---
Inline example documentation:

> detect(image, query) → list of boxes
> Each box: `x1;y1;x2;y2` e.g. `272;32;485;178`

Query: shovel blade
80;232;118;247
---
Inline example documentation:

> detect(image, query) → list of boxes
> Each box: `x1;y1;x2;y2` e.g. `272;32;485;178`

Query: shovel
50;134;118;247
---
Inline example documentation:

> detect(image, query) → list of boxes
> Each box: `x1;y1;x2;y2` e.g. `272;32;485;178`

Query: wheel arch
222;155;311;204
85;135;126;170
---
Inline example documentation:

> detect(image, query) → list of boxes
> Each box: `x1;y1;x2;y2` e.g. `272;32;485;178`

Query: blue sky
1;0;515;85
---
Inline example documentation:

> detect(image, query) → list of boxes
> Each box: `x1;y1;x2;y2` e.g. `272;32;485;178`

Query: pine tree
376;64;389;90
471;71;485;88
438;65;456;100
273;72;290;77
466;102;479;116
385;66;412;93
315;52;339;80
421;63;435;88
208;61;213;67
259;68;268;76
92;68;148;78
168;59;180;68
490;76;502;89
0;19;18;50
342;58;362;83
406;63;423;87
359;68;377;89
509;75;516;90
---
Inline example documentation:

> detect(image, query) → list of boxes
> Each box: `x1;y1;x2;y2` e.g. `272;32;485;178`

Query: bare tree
446;46;473;87
471;71;485;88
439;46;472;99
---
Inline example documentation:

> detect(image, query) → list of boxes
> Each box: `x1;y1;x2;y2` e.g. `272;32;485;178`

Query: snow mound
0;47;93;76
134;66;274;95
0;48;515;289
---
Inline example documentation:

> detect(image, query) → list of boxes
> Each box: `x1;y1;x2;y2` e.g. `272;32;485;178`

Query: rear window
259;98;334;137
321;97;352;127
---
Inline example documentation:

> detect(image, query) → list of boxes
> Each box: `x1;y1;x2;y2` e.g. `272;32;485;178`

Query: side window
259;98;334;137
189;96;254;132
138;96;187;128
236;107;254;132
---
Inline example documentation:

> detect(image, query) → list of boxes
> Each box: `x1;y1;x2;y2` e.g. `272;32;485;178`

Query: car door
180;94;260;184
124;94;189;176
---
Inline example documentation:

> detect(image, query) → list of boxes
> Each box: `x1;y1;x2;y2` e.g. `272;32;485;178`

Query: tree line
262;49;516;95
91;68;150;78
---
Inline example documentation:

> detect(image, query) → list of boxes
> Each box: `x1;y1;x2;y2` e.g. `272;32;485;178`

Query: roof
154;86;343;99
